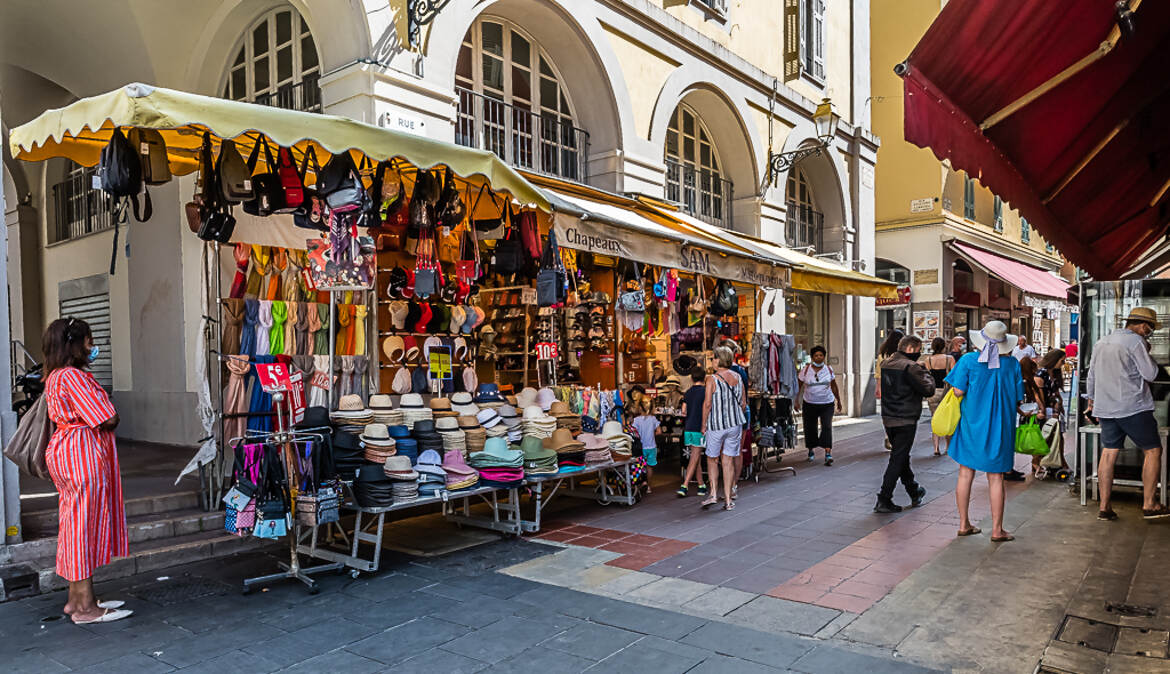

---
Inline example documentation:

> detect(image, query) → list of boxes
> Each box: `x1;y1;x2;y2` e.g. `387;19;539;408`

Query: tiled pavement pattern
0;540;939;673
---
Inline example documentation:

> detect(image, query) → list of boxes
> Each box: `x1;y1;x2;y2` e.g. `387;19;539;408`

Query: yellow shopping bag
931;390;961;436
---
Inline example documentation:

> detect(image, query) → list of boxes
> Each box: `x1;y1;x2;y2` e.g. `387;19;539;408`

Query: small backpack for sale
99;127;152;222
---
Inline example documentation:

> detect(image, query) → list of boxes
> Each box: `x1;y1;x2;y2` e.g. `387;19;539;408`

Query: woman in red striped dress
43;318;132;624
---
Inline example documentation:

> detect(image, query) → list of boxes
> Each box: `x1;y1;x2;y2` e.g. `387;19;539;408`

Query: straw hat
1127;307;1163;329
969;321;1019;355
516;387;539;409
548;401;576;418
536;388;558;411
399;393;425;408
369;394;394;411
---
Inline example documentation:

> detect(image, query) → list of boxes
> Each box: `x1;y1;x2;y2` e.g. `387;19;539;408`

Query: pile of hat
477;408;507;440
548;401;581;433
579;433;612;465
521;406;557;439
412;419;444;460
451;392;479;416
516;387;539;410
330;395;373;433
429;397;458;420
474;383;507;409
443;449;479;490
468;437;524;487
384;456;419;502
544;428;586;473
398;393;433;428
460;414;486;454
352;464;394;508
602;421;633;461
360;424;397;464
416;450;446;497
369;395;403;426
389;425;416;464
521;436;558;476
536;387;558;412
435;417;466;453
497;405;522;443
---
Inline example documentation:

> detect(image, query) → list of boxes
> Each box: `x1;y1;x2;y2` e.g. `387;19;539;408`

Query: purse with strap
618;263;646;313
536;229;567;307
242;137;283;216
2;395;53;480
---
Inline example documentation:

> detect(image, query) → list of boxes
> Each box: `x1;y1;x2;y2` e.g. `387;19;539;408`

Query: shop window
987;277;1010;310
992;195;1003;232
50;163;115;244
1021;217;1031;244
665;104;733;229
786;168;823;250
222;7;321;112
455;17;588;181
963;175;976;220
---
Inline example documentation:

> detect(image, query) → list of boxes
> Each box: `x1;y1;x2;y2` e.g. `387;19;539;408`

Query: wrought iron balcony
51;167;114;244
786;202;824;251
254;76;322;113
664;158;734;229
456;86;589;182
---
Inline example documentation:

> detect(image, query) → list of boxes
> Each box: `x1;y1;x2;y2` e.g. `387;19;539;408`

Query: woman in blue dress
944;321;1024;542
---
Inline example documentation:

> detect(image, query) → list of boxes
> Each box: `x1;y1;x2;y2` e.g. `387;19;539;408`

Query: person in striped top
43;318;132;624
701;346;748;511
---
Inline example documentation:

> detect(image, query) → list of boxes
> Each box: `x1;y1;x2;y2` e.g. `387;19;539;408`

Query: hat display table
519;459;636;533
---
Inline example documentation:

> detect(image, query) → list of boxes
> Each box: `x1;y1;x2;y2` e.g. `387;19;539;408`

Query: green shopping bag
1015;418;1050;455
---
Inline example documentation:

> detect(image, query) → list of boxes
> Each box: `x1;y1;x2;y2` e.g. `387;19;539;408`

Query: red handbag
276;146;304;210
456;226;481;284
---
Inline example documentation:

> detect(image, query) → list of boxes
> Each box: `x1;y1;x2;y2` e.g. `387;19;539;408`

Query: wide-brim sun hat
1126;307;1163;330
969;321;1019;355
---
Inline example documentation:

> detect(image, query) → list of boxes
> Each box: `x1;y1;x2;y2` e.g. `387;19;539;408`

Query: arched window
665;104;731;229
785;168;823;250
455;17;587;180
222;7;321;112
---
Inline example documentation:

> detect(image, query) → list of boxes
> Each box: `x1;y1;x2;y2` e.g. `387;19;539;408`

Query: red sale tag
534;342;559;360
286;371;306;424
311;369;331;391
255;362;292;393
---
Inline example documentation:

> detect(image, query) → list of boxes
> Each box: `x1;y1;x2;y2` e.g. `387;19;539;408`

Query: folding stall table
520;460;636;533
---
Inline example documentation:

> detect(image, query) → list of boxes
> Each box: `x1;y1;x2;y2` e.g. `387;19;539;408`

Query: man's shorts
643;446;658;467
705;426;741;458
683;431;705;447
1101;411;1162;450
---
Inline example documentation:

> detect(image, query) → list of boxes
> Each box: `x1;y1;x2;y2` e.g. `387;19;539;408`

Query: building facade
870;0;1070;355
1;0;880;456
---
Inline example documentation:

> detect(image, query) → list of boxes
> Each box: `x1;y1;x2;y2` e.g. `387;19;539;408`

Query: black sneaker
1142;505;1170;520
1004;470;1026;482
1098;509;1118;521
874;497;903;513
910;486;927;507
824;453;834;466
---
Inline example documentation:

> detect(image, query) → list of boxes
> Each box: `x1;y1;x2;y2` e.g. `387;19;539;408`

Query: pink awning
951;242;1070;300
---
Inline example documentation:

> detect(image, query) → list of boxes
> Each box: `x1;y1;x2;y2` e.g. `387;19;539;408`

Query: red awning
951;242;1070;300
901;0;1170;280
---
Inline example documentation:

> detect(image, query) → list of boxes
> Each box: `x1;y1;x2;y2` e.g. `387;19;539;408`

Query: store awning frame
9;82;550;210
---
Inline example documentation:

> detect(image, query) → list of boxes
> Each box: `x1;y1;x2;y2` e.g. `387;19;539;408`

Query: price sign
311;368;331;391
521;287;537;305
599;354;615;369
535;342;559;360
429;346;452;380
255;362;292;393
286;371;307;424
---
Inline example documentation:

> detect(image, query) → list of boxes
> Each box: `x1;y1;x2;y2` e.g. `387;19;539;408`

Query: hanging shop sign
1023;294;1072;312
553;213;788;288
535;342;559;360
876;285;912;307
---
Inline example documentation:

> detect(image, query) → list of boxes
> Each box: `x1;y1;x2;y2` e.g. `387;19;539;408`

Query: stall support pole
328;291;336;410
209;241;226;510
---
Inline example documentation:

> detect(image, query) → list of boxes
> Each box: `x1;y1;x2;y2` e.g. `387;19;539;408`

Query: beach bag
2;395;53;480
1040;417;1064;468
1014;418;1049;456
930;389;961;436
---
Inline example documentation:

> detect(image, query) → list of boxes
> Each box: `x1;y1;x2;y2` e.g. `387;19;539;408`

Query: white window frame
222;7;321;110
799;0;826;83
786;167;822;249
992;195;1003;232
664;104;729;227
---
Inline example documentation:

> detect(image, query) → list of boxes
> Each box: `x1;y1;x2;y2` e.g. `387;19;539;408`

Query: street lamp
407;0;455;48
767;97;841;185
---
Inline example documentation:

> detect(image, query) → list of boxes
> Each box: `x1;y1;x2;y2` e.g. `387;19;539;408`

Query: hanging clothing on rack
284;302;299;357
266;248;287;301
247;355;275;433
223;356;251;444
269;301;288;356
336;304;354;356
256;300;274;356
749;333;769;393
230;243;251;299
313;303;330;355
353;356;369;403
281;255;300;304
770;334;799;398
353;304;368;356
290;354;313;380
221;298;245;356
295;302;312;356
240;299;260;357
309;354;330;407
245;245;269;300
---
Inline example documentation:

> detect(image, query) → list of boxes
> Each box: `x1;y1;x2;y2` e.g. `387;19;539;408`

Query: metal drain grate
1057;616;1118;653
1116;626;1170;659
129;576;232;606
1105;602;1157;618
1054;615;1170;659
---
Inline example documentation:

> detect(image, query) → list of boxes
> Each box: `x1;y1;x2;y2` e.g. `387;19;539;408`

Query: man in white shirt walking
1086;307;1170;520
1012;335;1038;362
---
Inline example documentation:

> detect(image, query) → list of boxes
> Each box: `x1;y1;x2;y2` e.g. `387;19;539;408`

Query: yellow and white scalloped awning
9;82;549;210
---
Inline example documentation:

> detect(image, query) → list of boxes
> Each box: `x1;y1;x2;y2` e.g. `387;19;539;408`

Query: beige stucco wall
601;23;680;139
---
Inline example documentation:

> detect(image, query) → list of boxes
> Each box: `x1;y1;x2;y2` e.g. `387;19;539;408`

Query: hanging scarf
339;356;356;396
309;354;330;408
240;299;260;357
266;248;288;301
353;304;368;356
284;302;299;357
270;301;289;355
245;245;270;300
229;243;251;299
221;298;245;356
294;251;315;302
246;355;274;433
336;304;355;356
256;300;274;356
977;329;1004;369
353;356;369;404
313;303;330;355
223;356;251;444
281;253;300;303
295;302;312;356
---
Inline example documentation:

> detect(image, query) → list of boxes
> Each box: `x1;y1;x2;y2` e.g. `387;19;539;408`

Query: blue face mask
88;345;100;363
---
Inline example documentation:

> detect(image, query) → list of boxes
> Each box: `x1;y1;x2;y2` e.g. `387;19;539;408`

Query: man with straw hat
1087;307;1170;520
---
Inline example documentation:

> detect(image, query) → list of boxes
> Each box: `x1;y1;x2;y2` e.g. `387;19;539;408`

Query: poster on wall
913;310;941;341
944;311;954;337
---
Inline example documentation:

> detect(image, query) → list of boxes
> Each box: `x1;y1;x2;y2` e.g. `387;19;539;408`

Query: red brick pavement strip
766;479;1030;613
532;525;699;570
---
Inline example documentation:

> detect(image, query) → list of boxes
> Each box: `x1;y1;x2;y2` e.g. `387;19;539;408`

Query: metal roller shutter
59;292;113;388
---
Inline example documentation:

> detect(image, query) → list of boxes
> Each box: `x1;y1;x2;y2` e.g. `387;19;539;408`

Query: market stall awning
636;204;898;300
9;82;550;210
950;241;1070;300
899;0;1170;280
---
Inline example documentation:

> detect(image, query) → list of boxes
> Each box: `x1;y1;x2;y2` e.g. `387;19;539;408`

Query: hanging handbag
709;279;738;316
472;185;505;233
436;167;467;229
254;446;290;539
2;394;53;480
537;229;567;307
618;263;646;313
242;137;284;216
414;223;440;298
292;146;327;231
490;213;525;276
409;169;440;233
126;127;171;186
516;207;541;262
195;133;237;244
456;224;481;283
317;150;365;210
275;145;305;211
217;139;254;204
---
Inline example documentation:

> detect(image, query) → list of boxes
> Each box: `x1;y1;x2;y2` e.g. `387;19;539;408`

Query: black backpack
709;279;738;316
317;150;365;210
99;127;152;222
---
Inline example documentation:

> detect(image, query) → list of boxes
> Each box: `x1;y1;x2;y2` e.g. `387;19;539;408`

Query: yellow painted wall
601;23;680;138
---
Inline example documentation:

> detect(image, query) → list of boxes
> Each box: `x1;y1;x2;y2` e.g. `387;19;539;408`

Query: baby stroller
751;397;797;478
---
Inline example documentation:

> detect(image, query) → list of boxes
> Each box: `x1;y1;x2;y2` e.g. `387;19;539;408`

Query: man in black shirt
876;335;935;513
